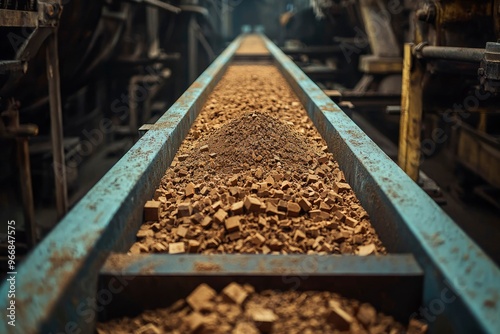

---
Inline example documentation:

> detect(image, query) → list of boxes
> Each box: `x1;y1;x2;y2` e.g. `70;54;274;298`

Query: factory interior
0;0;500;333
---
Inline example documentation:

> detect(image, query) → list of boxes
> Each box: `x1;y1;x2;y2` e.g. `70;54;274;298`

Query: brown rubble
97;283;426;334
129;65;386;256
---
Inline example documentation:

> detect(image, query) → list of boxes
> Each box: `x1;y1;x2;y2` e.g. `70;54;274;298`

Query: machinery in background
0;0;224;252
280;0;500;209
398;0;500;209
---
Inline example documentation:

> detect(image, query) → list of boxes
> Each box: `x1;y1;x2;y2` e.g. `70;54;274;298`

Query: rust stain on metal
193;262;222;272
104;254;133;271
129;147;153;161
48;250;76;270
483;299;496;309
189;81;204;90
152;118;182;130
93;212;103;224
139;263;157;275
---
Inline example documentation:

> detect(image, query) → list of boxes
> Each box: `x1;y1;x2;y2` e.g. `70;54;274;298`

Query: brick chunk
198;216;211;229
137;229;154;238
357;303;377;326
244;196;262;212
188;240;200;253
294;230;306;242
345;216;359;228
176;225;189;238
221;282;249;305
227;231;241;241
135;323;162;334
277;200;288;212
186;312;206;332
144;200;161;221
191;212;203;224
211;200;222;211
319;202;331;212
298;197;312;212
287;202;301;217
265;201;279;215
213;209;228;224
129;243;148;254
177;154;189;161
169;242;185;254
408;318;429;334
249;308;277;333
333;210;345;222
333;182;351;194
307;174;319;184
255;167;264;179
206;238;219;249
233;322;259;334
309;210;329;221
273;189;284;198
326;300;353;331
228;175;239;186
357;244;376;256
251;233;266;246
225;216;242;233
178;202;193;218
153;189;162;200
231;201;245;215
186;283;216;311
318;155;329;164
281;181;291;190
151;243;167;252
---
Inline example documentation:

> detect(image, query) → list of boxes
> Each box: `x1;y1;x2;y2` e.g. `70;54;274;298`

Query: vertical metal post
46;31;68;217
188;15;198;84
10;108;38;247
398;43;423;181
146;6;159;58
221;0;231;40
17;137;37;247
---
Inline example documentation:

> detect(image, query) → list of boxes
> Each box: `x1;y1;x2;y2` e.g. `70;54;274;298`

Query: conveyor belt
1;34;499;333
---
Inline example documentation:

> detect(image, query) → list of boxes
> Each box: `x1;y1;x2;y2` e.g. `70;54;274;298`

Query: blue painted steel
263;35;500;333
101;254;423;276
0;37;242;334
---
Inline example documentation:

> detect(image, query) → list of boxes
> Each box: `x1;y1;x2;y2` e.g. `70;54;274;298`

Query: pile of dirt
186;111;318;176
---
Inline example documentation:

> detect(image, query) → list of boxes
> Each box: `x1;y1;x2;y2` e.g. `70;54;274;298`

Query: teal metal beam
263;35;500;334
99;254;423;323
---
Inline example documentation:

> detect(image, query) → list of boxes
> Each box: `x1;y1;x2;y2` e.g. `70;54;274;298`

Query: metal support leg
398;43;423;181
17;137;37;247
46;31;68;217
188;15;198;84
5;104;38;247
